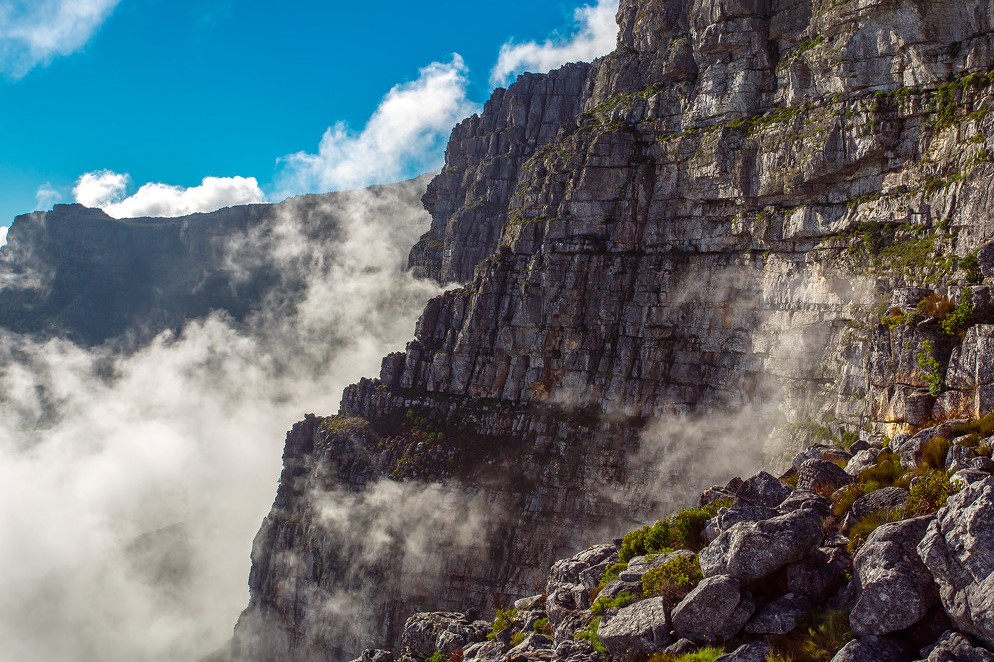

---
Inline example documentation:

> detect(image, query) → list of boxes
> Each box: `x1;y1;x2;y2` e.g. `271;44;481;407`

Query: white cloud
0;0;120;78
0;226;7;248
277;55;478;197
35;182;62;210
73;170;266;218
490;0;619;86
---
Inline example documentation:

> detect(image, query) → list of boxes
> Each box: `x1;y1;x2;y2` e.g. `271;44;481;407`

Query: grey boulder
830;636;908;662
918;477;994;648
671;575;754;643
851;516;939;637
597;596;671;654
919;631;994;661
796;458;853;495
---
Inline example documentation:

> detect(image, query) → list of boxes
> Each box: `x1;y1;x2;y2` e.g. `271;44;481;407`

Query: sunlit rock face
233;0;994;659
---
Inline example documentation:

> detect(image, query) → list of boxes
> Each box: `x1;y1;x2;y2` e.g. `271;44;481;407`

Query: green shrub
858;451;909;491
906;469;957;515
642;554;703;603
847;509;905;553
768;609;853;661
917;340;944;396
649;647;726;662
590;591;638;615
425;652;445;662
532;617;551;635
619;500;731;561
509;632;526;647
486;608;517;640
831;483;866;519
574;617;607;654
598;561;628;587
960;250;982;284
940;288;974;336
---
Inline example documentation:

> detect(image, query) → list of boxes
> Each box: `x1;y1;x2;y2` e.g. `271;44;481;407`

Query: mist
0;183;445;661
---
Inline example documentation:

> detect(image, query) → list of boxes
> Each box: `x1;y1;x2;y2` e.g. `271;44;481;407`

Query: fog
0;182;445;661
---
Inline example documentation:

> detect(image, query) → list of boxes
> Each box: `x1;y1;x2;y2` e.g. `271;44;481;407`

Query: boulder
597;578;643;600
787;548;849;600
897;422;966;469
973;457;994;472
846;448;882;476
699;507;824;581
792;445;851;469
402;612;474;659
715;641;772;662
953;468;992;488
745;593;810;635
796;459;853;495
920;631;994;662
777;490;832;517
552;640;599;662
671;575;754;643
850;516;939;636
948;445;976;472
662;639;697;655
597;596;671;655
547;544;617;624
918;477;994;648
735;471;793;508
350;650;395;662
843;487;909;531
830;636;909;661
704;504;778;542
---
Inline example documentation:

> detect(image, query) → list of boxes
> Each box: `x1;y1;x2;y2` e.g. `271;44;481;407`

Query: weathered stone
350;649;395;662
792;446;851;470
919;477;994;648
920;631;994;662
851;516;939;637
953;468;992;487
700;508;824;581
745;593;810;635
843;487;909;531
796;459;853;495
597;596;671;655
715;641;772;662
846;449;882;477
402;613;470;659
662;639;697;656
735;471;793;508
551;640;599;662
777;490;832;517
704;504;778;542
830;636;909;662
671;576;754;644
787;548;849;600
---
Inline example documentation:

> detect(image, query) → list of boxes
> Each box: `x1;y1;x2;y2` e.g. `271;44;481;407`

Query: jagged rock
745;593;810;635
671;576;754;644
715;641;772;662
507;633;553;656
949;445;976;471
919;631;994;662
351;650;395;662
662;639;697;655
547;545;617;625
843;487;909;531
973;457;994;472
898;423;966;469
792;446;852;470
552;640;599;662
777;490;832;517
919;477;994;648
700;487;737;507
552;611;593;649
846;449;883;476
402;612;472;659
597;579;642;600
830;636;909;662
953;468;992;487
796;459;853;495
851;516;939;637
463;641;505;662
514;595;544;611
787;548;849;600
699;508;824;581
597;596;671;655
735;471;793;508
704;504;778;542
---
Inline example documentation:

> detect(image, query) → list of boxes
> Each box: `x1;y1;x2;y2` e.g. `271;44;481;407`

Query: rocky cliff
233;0;994;660
0;176;431;347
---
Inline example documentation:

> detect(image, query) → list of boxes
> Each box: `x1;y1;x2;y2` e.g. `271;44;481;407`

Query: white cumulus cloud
0;0;120;78
0;226;7;248
277;55;478;197
490;0;618;86
73;170;266;219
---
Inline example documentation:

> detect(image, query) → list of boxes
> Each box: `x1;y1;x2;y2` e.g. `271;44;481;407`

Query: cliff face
0;177;431;347
234;0;994;659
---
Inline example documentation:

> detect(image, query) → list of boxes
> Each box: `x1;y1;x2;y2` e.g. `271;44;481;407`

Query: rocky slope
232;0;994;659
0;176;430;347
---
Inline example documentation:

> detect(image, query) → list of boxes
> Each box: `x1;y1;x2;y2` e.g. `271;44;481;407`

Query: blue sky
0;0;619;228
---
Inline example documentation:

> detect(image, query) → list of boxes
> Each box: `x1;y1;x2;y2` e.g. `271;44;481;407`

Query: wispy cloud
34;182;62;210
0;0;120;78
490;0;618;86
0;225;7;248
276;55;478;197
73;170;265;218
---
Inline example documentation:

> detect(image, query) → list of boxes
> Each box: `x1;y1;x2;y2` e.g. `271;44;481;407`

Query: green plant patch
768;609;853;661
574;617;607;654
642;554;703;603
618;500;732;561
590;591;638;615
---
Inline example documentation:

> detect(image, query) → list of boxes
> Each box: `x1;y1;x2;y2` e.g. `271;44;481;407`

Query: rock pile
360;425;994;661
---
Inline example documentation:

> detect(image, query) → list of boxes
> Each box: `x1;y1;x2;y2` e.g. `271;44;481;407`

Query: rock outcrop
233;0;994;659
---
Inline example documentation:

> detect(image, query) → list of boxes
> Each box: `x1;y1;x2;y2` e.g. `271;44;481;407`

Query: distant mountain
0;175;432;347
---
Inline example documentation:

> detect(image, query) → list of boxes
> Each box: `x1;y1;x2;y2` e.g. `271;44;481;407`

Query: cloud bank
277;56;478;197
0;225;7;247
0;181;444;661
490;0;618;86
73;170;266;218
0;0;120;78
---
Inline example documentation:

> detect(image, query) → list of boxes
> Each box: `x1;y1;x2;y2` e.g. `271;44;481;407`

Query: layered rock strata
234;0;994;659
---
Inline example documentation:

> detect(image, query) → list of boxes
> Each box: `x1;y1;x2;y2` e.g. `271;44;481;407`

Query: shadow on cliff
0;180;446;662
